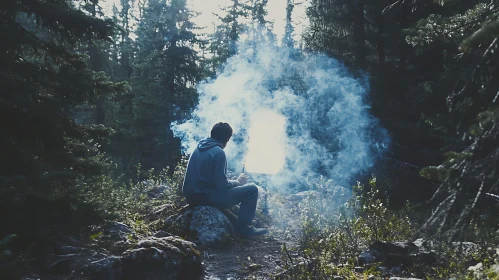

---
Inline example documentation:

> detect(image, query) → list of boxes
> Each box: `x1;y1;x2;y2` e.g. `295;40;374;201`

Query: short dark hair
211;122;233;143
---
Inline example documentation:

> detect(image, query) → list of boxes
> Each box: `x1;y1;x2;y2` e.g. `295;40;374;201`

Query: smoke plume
172;40;389;193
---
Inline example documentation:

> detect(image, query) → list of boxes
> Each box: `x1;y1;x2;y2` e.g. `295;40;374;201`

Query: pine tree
282;0;295;48
0;0;125;238
208;0;251;71
409;0;499;240
124;0;204;176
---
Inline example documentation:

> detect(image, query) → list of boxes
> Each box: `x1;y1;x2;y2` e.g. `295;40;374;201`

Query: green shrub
80;157;188;235
287;176;415;278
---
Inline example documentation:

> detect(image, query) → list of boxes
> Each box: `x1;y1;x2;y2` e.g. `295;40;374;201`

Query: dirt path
202;230;296;279
201;194;303;280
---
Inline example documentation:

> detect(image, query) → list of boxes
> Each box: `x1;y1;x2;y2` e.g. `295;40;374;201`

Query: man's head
211;122;233;147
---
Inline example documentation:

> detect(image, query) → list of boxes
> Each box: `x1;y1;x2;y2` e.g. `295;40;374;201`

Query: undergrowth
278;176;499;279
298;177;414;266
82;157;189;235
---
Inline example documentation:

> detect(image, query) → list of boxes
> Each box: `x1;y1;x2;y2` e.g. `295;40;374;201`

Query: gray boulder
451;241;479;257
166;206;233;246
389;278;423;280
73;256;123;280
73;236;202;280
153;230;172;238
359;250;378;265
107;221;133;235
189;206;233;246
358;241;419;266
121;236;201;279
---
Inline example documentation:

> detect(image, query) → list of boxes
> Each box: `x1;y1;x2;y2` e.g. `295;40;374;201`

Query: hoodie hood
197;138;224;151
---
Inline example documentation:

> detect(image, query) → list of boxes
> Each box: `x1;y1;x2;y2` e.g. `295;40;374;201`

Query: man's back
182;138;231;197
181;123;268;237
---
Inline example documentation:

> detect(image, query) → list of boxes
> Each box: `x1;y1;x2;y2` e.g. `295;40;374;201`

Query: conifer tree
125;0;203;175
208;0;251;71
0;0;124;238
283;0;295;48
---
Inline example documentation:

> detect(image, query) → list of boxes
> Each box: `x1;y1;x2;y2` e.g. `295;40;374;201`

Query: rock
103;221;135;243
370;241;418;257
107;222;133;235
359;240;431;268
354;266;364;273
48;253;108;275
384;254;412;267
153;230;172;238
167;206;233;246
189;206;232;246
452;241;480;258
467;262;484;278
359;241;418;266
74;256;123;279
413;238;434;251
359;250;378;265
388;278;423;280
411;250;437;266
72;236;202;280
121;236;202;279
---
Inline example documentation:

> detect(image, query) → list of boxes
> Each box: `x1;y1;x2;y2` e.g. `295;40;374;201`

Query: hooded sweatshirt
182;138;240;198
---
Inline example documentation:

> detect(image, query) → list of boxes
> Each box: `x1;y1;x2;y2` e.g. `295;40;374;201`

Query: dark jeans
187;183;258;227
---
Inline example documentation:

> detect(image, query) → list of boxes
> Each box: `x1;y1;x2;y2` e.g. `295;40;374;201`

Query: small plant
78;157;189;237
286;176;415;278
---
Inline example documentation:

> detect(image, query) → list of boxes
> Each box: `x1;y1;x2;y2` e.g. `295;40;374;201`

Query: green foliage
0;0;129;242
294;177;414;276
81;157;188;235
207;0;251;71
304;0;499;240
405;3;495;47
427;246;499;280
103;0;204;177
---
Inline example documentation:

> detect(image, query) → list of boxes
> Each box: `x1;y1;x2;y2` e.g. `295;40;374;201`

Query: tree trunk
399;0;409;72
353;0;366;69
88;2;106;124
376;7;385;73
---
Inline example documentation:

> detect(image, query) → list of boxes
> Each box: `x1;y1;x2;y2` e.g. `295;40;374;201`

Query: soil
202;229;296;279
200;193;303;280
11;192;306;280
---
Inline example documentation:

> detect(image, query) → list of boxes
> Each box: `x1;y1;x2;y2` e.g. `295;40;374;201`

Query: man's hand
237;173;249;186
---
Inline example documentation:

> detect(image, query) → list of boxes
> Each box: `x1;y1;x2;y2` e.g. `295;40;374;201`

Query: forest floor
12;190;306;280
201;193;303;280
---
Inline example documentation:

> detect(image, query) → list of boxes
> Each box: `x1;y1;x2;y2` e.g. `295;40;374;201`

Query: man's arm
214;152;239;191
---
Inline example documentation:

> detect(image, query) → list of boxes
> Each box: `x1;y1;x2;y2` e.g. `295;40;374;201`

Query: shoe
236;225;268;237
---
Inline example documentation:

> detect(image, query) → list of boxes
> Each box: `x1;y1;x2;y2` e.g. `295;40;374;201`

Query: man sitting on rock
182;122;268;237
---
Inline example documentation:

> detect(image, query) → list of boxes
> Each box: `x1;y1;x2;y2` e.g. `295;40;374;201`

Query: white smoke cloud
172;38;389;193
244;109;287;174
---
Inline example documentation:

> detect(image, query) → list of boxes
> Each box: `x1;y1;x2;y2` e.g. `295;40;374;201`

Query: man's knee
245;184;258;197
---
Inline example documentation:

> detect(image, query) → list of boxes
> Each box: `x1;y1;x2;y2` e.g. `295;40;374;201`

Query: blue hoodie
182;138;240;198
